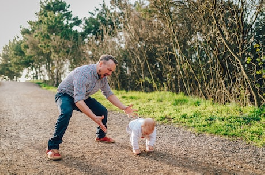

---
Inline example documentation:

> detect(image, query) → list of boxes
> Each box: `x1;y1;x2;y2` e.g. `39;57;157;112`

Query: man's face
98;60;116;79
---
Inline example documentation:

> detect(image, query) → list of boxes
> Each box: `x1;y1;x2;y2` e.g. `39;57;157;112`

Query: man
46;55;137;160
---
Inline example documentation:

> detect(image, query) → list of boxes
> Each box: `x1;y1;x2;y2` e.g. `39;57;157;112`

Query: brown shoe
95;136;115;143
46;149;62;160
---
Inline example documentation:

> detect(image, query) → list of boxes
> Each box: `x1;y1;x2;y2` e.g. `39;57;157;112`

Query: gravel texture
0;81;264;175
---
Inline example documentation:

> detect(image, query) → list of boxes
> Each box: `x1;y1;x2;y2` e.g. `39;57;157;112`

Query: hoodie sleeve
146;127;156;146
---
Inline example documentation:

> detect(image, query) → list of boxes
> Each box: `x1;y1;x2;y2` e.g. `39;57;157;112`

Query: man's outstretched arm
75;100;107;133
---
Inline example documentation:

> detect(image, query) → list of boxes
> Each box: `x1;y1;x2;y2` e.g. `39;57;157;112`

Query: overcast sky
0;0;109;53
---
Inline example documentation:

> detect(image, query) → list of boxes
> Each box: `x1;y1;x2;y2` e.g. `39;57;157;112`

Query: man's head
97;55;118;79
141;118;155;136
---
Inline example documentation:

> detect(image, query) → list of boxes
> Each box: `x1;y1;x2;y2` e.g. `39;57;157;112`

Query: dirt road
0;81;264;175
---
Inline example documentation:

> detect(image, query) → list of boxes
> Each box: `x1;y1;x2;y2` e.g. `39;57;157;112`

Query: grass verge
33;81;265;147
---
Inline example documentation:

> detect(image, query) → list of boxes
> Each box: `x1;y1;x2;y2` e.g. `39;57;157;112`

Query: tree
210;0;264;106
0;42;22;81
22;0;84;86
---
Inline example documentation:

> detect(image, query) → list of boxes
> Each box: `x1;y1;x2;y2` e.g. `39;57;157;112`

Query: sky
0;0;110;53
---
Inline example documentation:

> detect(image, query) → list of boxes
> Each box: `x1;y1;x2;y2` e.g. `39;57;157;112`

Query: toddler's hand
133;149;141;155
146;145;154;152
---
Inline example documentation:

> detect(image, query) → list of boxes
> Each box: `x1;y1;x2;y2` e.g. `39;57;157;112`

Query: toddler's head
141;118;155;135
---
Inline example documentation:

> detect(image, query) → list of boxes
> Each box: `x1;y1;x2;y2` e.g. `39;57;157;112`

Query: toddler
126;118;156;155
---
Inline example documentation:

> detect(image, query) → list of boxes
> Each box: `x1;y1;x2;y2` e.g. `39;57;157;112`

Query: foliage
0;40;26;80
0;0;264;107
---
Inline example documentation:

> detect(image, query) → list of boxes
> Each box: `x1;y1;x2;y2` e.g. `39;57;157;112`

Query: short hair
143;118;155;132
99;55;118;65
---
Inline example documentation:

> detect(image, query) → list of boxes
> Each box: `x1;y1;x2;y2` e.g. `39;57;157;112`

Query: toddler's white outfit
126;118;156;150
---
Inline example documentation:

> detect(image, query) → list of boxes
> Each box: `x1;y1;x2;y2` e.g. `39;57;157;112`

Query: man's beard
98;70;107;79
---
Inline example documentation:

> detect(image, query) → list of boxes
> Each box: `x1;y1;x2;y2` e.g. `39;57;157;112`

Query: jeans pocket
55;93;63;102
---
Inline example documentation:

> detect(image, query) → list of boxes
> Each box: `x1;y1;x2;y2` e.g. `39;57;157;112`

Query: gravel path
0;81;264;175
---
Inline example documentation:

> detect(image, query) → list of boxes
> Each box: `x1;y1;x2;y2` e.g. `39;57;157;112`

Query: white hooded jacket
126;118;156;150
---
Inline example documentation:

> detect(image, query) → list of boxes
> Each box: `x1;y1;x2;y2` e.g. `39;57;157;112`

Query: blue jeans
48;93;108;150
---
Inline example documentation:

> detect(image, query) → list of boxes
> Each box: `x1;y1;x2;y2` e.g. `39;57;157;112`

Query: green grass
33;81;265;147
33;80;57;92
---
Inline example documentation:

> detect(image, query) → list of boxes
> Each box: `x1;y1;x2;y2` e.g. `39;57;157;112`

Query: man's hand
93;115;107;133
124;104;138;118
75;100;107;133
